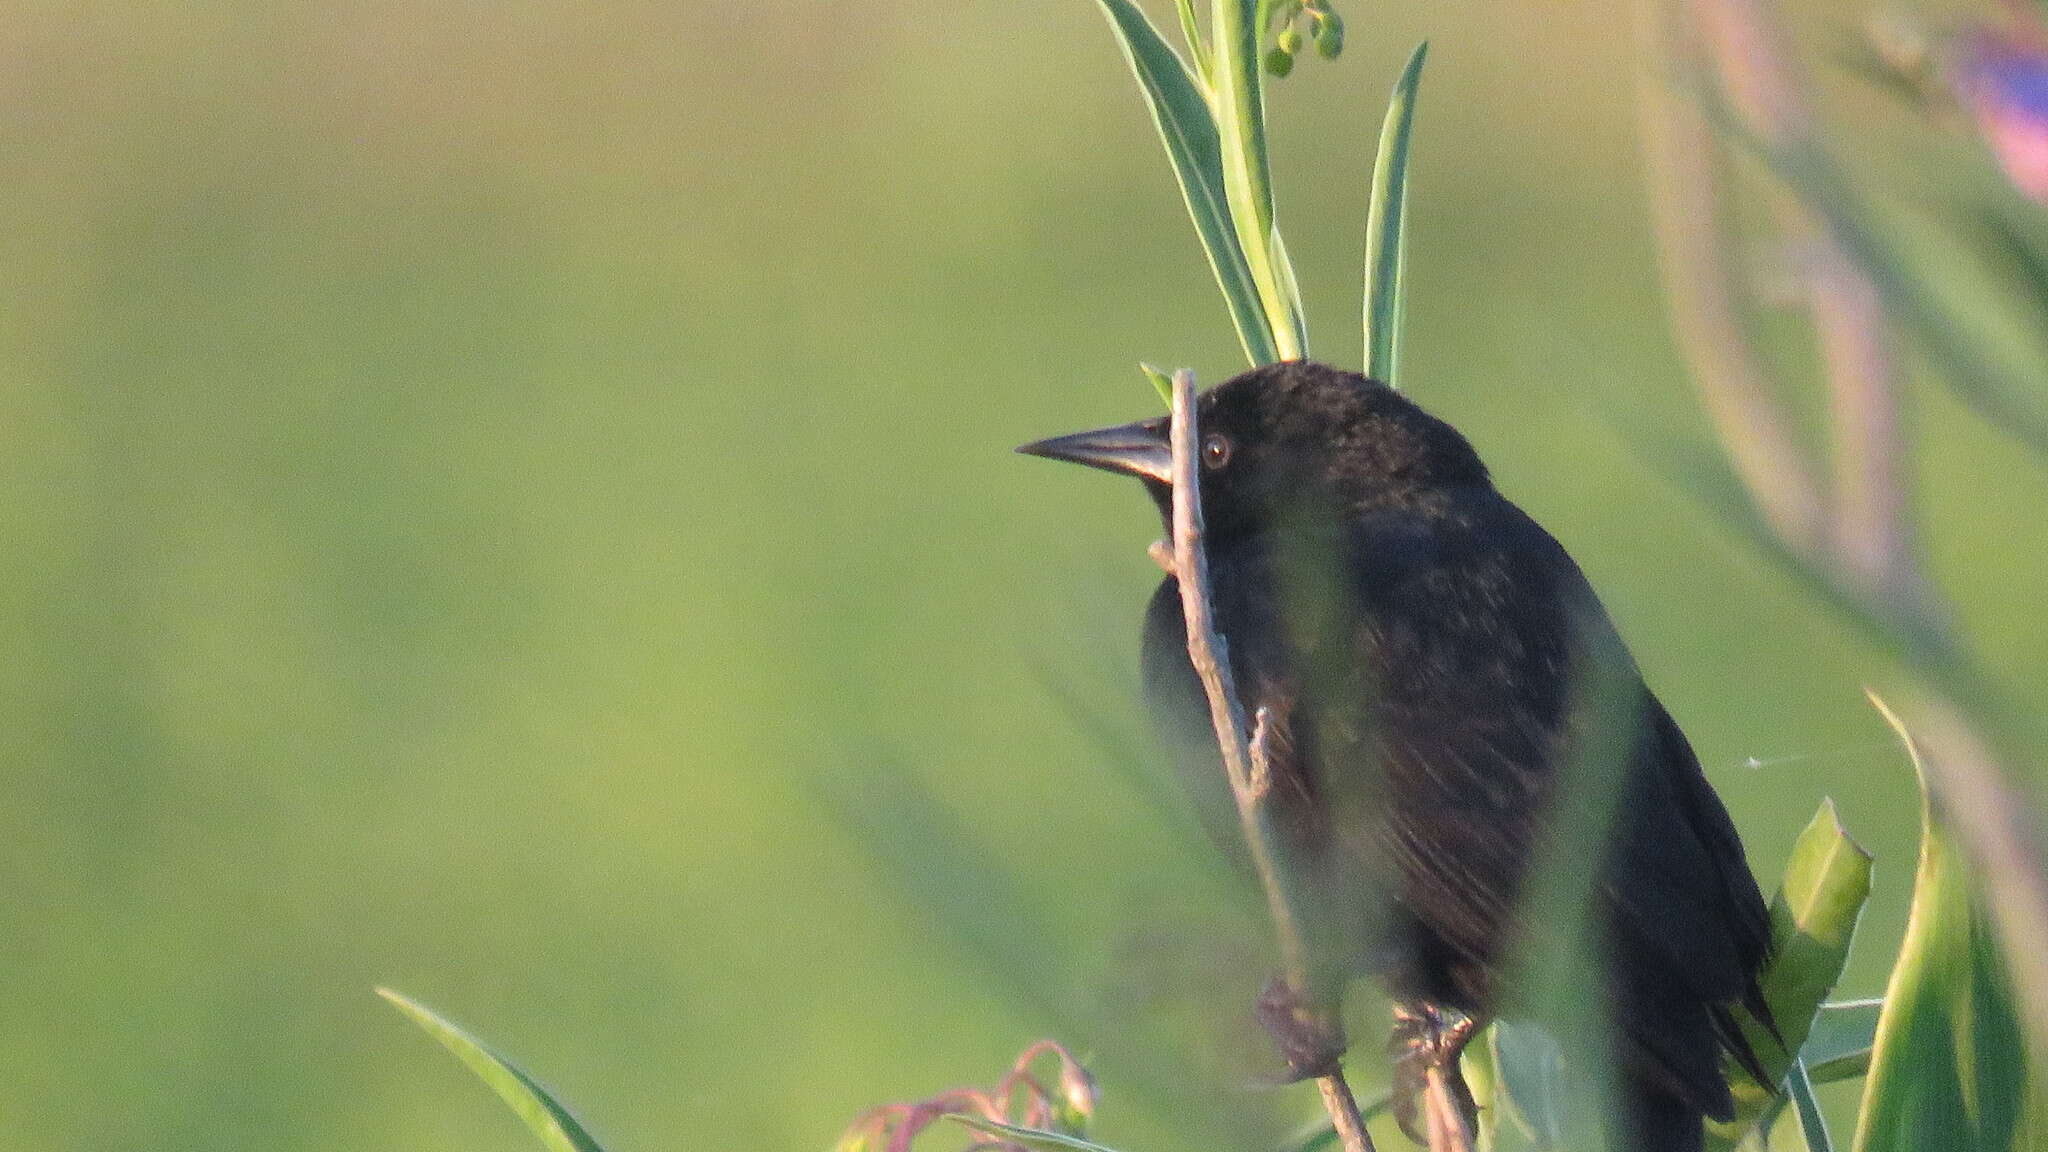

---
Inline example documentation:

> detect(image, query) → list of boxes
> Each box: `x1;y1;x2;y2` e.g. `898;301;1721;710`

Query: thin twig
1421;1013;1476;1152
1423;1063;1469;1152
1320;1074;1380;1152
1163;370;1376;1152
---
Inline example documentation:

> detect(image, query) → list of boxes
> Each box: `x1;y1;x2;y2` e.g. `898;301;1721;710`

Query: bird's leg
1254;975;1347;1082
1387;1003;1479;1148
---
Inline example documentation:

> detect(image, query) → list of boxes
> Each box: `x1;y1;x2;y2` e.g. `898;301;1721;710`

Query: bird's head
1018;361;1490;541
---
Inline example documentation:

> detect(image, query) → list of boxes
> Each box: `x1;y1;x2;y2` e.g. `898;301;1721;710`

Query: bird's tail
1617;1077;1706;1152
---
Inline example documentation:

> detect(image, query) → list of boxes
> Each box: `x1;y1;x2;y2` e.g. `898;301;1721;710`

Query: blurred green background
4;1;2045;1150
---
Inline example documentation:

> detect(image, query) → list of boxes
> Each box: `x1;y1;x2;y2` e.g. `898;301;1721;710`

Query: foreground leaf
1096;0;1278;365
1802;998;1882;1083
1708;799;1873;1148
377;988;610;1152
949;1115;1128;1152
1853;697;2030;1152
1785;1058;1835;1151
1140;362;1176;407
1492;1019;1570;1147
1363;41;1427;386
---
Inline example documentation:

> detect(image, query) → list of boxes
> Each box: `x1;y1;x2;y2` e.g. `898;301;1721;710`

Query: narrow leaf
948;1115;1128;1152
1852;695;2030;1152
1363;41;1427;386
1492;1019;1570;1146
1801;998;1882;1083
376;988;610;1152
1140;362;1176;407
1785;1059;1835;1152
1097;0;1279;364
1708;799;1873;1149
1460;1020;1503;1149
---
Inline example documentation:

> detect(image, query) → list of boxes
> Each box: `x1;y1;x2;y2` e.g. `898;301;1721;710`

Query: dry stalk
1163;369;1383;1152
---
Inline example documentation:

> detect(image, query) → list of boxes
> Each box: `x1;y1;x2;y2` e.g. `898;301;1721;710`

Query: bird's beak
1015;416;1173;484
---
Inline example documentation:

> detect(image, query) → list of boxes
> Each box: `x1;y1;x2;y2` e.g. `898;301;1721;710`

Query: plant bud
1265;46;1296;77
1313;10;1344;58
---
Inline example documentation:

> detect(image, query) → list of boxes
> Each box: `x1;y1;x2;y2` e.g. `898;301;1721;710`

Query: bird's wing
1342;501;1769;1112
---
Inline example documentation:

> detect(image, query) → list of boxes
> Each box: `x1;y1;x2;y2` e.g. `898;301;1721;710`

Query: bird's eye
1201;433;1233;470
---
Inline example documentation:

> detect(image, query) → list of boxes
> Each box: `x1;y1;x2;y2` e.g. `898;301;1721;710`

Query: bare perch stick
1164;370;1378;1152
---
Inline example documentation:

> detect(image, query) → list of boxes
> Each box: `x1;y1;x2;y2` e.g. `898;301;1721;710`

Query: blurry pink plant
1953;19;2048;201
834;1040;1098;1152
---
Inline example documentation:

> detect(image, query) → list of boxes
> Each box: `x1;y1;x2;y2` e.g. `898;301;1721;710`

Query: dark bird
1019;361;1772;1152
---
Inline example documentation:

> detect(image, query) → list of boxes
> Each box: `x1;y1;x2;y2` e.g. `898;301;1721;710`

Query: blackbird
1020;361;1772;1152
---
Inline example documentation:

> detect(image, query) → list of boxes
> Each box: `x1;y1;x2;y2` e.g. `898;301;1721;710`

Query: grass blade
1853;696;2030;1152
1363;41;1427;386
1096;0;1279;366
1785;1058;1835;1152
948;1115;1129;1152
1140;362;1176;407
1708;799;1873;1149
1802;998;1882;1084
376;988;610;1152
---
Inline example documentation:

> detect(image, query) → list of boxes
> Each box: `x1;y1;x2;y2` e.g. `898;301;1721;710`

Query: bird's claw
1254;976;1346;1082
1387;1003;1480;1146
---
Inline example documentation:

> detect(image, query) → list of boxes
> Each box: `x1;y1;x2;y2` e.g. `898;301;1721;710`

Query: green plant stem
1210;0;1305;359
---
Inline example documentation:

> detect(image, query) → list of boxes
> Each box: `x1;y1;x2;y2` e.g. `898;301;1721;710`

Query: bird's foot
1387;1003;1480;1147
1254;975;1346;1082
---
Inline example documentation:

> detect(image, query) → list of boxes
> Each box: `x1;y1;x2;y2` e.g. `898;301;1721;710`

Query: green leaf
376;988;610;1152
948;1115;1129;1152
1492;1019;1571;1147
1785;1058;1835;1152
1460;1021;1503;1149
1802;998;1882;1084
1096;0;1279;365
1210;0;1305;360
1709;799;1874;1149
1489;635;1646;1152
1140;362;1176;407
1363;41;1426;386
1852;697;2031;1152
